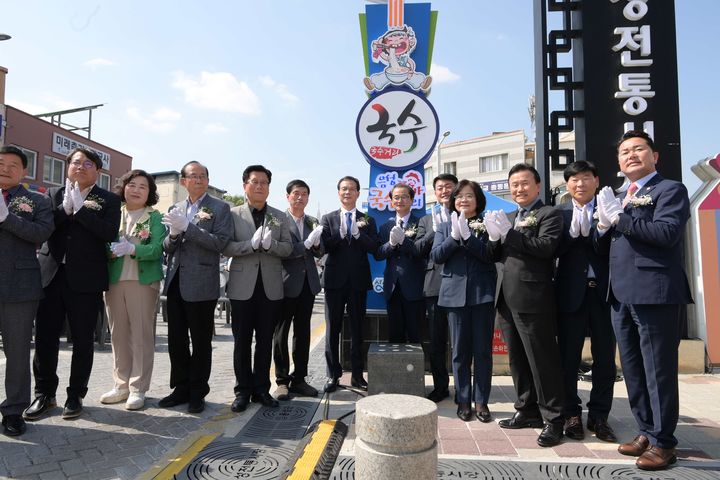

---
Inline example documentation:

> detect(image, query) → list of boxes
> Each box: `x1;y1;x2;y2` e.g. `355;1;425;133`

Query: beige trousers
105;281;158;393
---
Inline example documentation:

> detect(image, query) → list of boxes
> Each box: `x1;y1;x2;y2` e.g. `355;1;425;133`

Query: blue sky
2;1;717;213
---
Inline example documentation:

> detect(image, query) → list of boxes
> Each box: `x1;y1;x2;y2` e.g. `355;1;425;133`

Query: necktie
1;190;9;205
623;182;638;207
515;208;526;227
399;219;404;229
345;212;353;244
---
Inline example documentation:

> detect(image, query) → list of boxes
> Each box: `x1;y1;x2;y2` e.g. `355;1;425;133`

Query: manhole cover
179;442;295;480
240;402;316;440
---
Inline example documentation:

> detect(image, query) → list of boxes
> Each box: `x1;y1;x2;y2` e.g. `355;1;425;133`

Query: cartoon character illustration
364;25;432;94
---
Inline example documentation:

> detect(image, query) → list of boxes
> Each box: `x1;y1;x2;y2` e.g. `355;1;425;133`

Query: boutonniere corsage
517;212;538;228
195;206;214;220
356;213;369;228
305;217;318;230
265;213;281;228
132;219;151;240
628;195;653;207
83;194;104;211
404;223;418;238
468;219;487;236
9;196;35;214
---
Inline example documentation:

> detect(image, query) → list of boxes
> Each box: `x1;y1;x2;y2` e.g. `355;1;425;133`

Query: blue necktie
345;212;353;244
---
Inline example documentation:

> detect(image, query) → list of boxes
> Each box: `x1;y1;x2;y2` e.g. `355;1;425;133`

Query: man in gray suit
0;146;54;436
272;180;324;401
159;161;233;414
223;165;292;413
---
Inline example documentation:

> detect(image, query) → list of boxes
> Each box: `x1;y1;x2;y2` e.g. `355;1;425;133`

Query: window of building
424;167;433;181
443;162;456;176
479;153;508;173
43;155;65;186
10;145;38;180
97;173;111;191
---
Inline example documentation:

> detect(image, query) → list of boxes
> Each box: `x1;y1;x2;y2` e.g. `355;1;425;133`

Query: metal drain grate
240;402;318;440
177;442;296;480
330;456;720;479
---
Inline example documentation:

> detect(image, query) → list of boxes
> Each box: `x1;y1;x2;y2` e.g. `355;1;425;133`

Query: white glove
339;212;348;239
389;225;405;246
304;225;324;249
70;181;84;214
111;237;135;257
431;207;447;233
351;216;360;238
580;204;592;237
483;211;501;242
458;211;471;241
598;186;623;226
62;178;74;215
496;210;513;239
450;211;461;241
261;226;272;250
0;193;8;223
596;194;612;230
162;209;190;236
569;205;582;238
251;226;263;250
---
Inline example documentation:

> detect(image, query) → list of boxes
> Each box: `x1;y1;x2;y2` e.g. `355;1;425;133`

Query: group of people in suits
0;129;691;471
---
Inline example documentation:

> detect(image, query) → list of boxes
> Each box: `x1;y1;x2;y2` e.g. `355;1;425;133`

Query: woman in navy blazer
431;180;497;422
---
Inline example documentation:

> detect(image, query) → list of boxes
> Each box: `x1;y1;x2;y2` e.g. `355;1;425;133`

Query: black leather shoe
2;415;27;436
537;423;564;447
475;404;492;423
564;415;584;440
158;390;189;408
62;397;83;420
289;381;318;398
231;395;250;412
498;411;544;429
251;392;279;408
588;417;617;443
23;395;56;421
351;376;368;391
456;403;472;421
324;378;339;393
427;389;450;403
187;398;205;414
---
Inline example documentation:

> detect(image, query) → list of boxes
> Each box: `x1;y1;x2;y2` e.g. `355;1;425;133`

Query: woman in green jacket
100;170;166;410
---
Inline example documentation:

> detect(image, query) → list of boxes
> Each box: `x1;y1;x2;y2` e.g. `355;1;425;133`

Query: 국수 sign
356;88;439;170
52;132;111;170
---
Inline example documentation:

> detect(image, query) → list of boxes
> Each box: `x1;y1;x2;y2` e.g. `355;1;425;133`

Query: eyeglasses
247;180;269;187
70;160;97;169
456;194;476;200
185;174;208;181
392;195;411;201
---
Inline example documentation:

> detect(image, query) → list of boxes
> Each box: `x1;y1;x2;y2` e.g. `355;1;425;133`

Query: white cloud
430;63;460;83
203;123;229;134
172;71;261;115
496;34;508;41
7;95;76;114
126;106;181;133
258;75;300;106
83;58;118;69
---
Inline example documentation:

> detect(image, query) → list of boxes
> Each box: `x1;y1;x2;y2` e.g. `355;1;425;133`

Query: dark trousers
324;284;366;379
447;303;494;404
273;278;315;386
0;300;37;416
497;295;564;424
231;276;281;397
557;283;616;420
166;274;216;399
426;296;449;392
611;301;682;449
387;285;423;343
33;266;101;399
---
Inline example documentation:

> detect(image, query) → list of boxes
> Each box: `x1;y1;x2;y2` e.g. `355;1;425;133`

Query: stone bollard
354;393;437;480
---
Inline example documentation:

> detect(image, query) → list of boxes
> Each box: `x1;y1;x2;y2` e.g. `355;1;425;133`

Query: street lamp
436;130;451;176
0;34;11;41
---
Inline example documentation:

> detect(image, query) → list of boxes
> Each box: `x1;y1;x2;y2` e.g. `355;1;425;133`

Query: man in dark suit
24;148;120;421
374;183;425;343
555;161;617;443
321;176;379;393
272;179;324;401
160;161;233;414
596;130;692;471
416;173;458;402
484;163;565;447
0;146;54;436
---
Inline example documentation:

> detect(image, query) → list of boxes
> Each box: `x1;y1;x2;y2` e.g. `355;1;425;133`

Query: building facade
152;170;228;214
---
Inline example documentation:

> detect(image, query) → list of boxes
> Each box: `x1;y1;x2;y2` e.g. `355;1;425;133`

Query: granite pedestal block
367;343;425;397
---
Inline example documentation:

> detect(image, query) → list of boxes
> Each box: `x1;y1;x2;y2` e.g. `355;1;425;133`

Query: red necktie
623;182;638;207
2;190;9;205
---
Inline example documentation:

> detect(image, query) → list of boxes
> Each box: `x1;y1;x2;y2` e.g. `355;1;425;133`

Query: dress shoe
351;376;368;391
231;395;250;412
158;390;189;408
2;415;27;437
456;403;472;422
587;417;617;443
475;404;492;423
251;392;279;408
100;388;130;404
187;398;205;414
289;381;318;398
23;395;56;421
618;434;650;456
324;378;339;393
62;397;83;420
636;446;677;471
274;385;290;401
125;392;145;411
537;423;564;447
427;389;450;403
564;415;585;440
498;411;544;429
